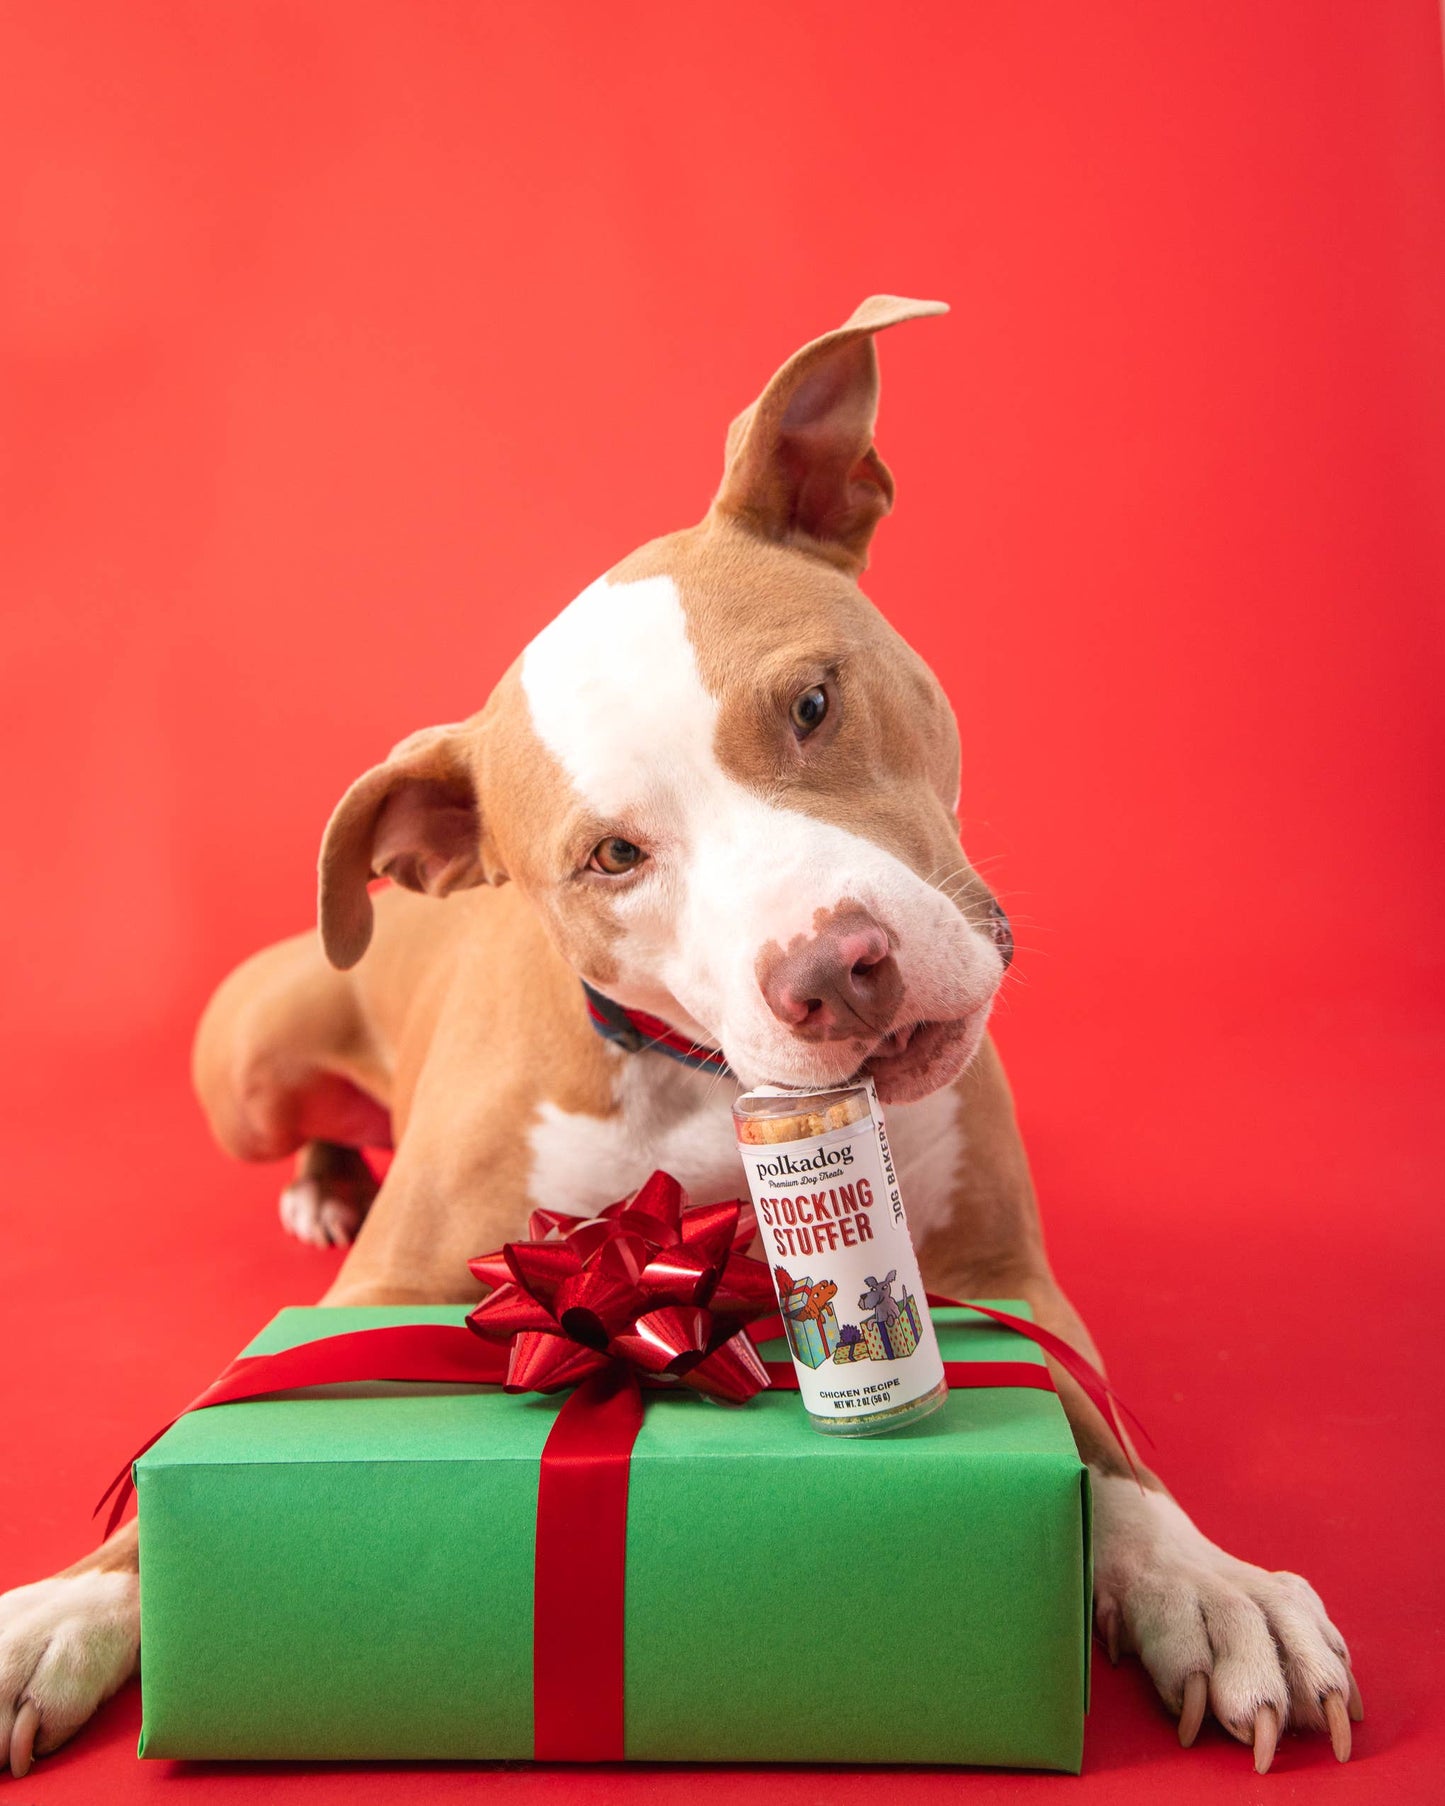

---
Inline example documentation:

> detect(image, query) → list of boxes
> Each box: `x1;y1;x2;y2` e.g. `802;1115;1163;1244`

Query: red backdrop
2;3;1442;1801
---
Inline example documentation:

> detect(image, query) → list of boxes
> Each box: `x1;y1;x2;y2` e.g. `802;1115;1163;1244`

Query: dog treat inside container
734;1079;947;1436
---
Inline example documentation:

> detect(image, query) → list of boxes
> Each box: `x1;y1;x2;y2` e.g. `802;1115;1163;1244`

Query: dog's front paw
0;1571;139;1777
280;1177;372;1247
1093;1475;1360;1773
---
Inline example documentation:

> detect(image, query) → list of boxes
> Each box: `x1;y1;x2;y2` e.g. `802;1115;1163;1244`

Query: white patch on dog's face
520;572;1003;1098
521;573;714;822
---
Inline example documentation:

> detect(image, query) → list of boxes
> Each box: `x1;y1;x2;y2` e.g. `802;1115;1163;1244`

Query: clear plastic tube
734;1078;947;1436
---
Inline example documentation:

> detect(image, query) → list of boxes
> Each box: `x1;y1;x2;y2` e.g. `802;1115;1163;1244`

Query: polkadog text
757;1179;875;1257
752;1142;855;1181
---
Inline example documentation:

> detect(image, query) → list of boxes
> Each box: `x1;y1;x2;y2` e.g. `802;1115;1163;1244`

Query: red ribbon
94;1324;511;1538
100;1172;1141;1762
927;1296;1148;1465
532;1366;644;1761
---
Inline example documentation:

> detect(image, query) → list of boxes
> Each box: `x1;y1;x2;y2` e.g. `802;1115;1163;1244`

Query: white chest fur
526;1051;965;1234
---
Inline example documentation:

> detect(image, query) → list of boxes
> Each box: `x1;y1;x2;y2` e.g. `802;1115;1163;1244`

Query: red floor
3;1008;1440;1804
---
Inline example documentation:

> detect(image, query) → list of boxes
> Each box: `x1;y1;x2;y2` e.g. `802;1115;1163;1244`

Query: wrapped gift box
861;1288;922;1361
135;1303;1091;1769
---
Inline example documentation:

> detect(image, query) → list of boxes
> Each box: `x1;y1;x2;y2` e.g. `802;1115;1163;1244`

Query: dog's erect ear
318;723;490;969
708;295;947;575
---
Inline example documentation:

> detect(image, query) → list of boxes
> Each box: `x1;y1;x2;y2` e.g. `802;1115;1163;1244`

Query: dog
859;1270;901;1328
0;297;1358;1778
776;1271;839;1325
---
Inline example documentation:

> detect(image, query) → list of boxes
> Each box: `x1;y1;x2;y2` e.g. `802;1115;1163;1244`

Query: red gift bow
97;1169;1143;1762
465;1170;776;1401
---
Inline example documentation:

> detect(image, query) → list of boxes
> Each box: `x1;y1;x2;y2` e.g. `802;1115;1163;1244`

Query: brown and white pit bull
0;297;1359;1779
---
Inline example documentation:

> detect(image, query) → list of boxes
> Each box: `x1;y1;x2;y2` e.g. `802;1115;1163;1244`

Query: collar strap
581;982;734;1078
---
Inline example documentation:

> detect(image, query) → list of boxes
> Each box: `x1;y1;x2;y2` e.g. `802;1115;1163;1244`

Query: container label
736;1081;945;1422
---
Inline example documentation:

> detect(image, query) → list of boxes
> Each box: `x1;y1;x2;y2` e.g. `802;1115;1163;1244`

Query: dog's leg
318;1109;539;1307
279;1141;380;1248
0;941;409;1775
193;929;393;1244
0;943;383;1775
0;1144;426;1777
1003;1272;1357;1770
923;1038;1358;1770
0;1523;139;1779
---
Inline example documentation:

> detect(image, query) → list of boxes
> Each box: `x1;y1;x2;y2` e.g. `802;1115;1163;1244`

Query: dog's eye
588;837;646;876
789;685;829;737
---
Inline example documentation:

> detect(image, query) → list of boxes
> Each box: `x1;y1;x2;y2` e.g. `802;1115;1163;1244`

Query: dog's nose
760;912;902;1041
985;898;1014;968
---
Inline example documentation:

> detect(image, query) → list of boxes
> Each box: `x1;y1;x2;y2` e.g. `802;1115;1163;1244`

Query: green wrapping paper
135;1303;1092;1770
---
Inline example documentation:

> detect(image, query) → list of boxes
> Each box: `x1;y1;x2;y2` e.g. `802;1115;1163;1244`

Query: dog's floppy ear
708;294;947;575
318;722;490;970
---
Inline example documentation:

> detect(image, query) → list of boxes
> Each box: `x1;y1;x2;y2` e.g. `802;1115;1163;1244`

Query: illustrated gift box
861;1287;923;1361
780;1278;840;1368
132;1302;1095;1770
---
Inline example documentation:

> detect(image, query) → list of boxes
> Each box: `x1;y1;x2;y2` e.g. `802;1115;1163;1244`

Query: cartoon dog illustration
859;1270;900;1327
775;1267;838;1323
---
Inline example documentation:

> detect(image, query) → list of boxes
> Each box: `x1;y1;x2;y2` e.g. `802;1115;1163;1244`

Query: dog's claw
1177;1671;1208;1747
1252;1703;1280;1775
1098;1603;1119;1668
9;1699;40;1778
1347;1672;1364;1722
1323;1691;1352;1762
318;1201;358;1247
